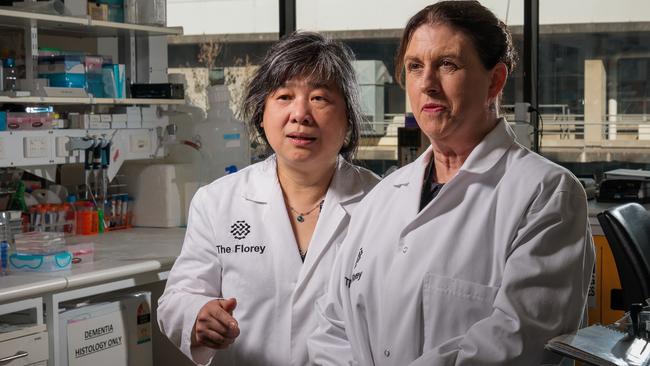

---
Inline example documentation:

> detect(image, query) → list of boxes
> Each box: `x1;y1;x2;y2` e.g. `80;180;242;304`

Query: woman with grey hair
157;31;380;366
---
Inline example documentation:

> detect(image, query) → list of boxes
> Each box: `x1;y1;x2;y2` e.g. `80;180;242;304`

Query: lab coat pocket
422;273;499;350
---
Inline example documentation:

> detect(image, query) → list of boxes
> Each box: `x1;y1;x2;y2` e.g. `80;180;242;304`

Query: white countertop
0;227;185;304
0;203;643;303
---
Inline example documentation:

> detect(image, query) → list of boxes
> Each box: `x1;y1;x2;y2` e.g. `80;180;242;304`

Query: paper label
224;133;241;148
67;312;127;366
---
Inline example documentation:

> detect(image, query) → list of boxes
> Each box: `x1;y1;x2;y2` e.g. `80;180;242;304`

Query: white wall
168;0;650;36
168;0;278;35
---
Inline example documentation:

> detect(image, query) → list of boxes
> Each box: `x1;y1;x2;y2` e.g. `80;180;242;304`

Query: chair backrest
597;203;650;311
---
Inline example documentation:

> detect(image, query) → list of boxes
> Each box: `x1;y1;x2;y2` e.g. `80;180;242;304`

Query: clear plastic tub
9;251;72;273
14;231;66;255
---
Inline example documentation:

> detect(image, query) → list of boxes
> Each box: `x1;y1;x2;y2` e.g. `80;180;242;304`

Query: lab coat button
384;349;390;357
402;246;408;254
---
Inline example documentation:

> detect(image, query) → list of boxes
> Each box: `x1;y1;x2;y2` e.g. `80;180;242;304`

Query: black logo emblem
230;220;251;240
353;247;363;269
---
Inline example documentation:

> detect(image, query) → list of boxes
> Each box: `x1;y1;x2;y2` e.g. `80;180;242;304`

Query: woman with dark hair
309;1;594;365
157;31;379;366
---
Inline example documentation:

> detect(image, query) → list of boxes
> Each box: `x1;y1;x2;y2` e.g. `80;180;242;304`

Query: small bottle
0;213;10;275
64;195;77;235
3;58;17;92
0;241;8;276
125;196;133;227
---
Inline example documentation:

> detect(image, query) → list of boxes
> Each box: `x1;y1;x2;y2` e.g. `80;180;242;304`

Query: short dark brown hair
394;0;518;86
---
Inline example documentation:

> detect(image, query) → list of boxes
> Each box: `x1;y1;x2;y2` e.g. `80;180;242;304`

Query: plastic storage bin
38;55;83;69
14;231;66;254
41;73;86;88
86;73;105;97
9;251;72;273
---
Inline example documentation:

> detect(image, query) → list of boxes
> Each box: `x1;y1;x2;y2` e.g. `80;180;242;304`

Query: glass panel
538;1;650;175
165;1;525;175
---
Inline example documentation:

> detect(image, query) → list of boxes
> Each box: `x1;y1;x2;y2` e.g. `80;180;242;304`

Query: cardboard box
111;114;128;129
126;107;142;128
88;3;109;21
89;121;111;129
69;114;104;129
59;293;152;366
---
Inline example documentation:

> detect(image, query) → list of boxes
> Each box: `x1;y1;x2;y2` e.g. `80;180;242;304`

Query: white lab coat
158;155;380;366
308;119;595;366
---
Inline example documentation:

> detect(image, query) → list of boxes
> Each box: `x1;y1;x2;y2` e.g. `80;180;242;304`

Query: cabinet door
0;331;48;365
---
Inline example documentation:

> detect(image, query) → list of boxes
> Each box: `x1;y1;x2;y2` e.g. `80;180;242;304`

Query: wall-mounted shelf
0;96;185;105
0;128;163;168
0;9;182;37
0;6;182;172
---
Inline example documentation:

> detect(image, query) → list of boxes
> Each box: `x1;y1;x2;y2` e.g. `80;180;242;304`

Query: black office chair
597;203;650;311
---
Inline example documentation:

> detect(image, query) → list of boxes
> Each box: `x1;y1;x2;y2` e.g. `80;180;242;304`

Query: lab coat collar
241;155;279;203
327;158;369;207
391;117;515;186
242;154;367;207
459;117;516;175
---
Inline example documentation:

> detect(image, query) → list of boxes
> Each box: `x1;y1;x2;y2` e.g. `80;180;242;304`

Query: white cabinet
0;297;47;365
0;325;48;366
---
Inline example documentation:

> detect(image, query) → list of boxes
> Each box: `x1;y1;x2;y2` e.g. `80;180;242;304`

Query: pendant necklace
299;248;308;261
289;199;324;223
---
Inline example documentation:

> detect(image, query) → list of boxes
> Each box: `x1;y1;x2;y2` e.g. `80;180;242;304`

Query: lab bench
0;227;185;366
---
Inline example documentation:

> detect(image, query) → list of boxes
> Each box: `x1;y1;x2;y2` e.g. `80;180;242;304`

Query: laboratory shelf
0;8;182;37
0;96;185;105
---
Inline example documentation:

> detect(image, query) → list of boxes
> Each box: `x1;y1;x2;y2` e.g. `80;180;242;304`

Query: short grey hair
242;31;362;161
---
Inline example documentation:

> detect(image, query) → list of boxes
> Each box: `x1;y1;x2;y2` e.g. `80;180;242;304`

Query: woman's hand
191;298;240;349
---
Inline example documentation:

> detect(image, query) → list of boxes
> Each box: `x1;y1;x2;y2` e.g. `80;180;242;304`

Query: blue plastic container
87;81;105;98
0;112;6;131
96;0;123;4
108;6;124;22
40;73;86;88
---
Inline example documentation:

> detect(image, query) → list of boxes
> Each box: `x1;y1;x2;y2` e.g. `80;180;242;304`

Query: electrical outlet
129;133;151;154
23;136;50;158
56;136;70;157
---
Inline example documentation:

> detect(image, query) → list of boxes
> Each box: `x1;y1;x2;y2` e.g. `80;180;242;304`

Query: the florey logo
230;220;251;240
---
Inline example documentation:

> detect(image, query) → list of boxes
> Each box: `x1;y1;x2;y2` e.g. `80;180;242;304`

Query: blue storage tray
87;81;105;98
40;73;86;88
108;7;124;23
